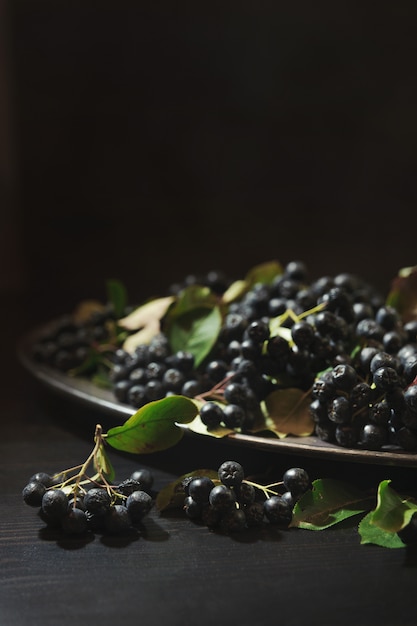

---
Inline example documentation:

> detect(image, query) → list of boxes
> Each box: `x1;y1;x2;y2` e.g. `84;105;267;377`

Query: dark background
2;1;417;325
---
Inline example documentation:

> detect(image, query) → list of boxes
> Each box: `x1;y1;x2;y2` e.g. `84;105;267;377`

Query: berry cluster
182;461;311;532
22;468;154;536
310;320;417;451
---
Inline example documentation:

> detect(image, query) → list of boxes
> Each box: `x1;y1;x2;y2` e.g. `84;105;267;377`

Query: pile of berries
182;460;311;532
22;468;154;536
310;332;417;452
29;260;417;453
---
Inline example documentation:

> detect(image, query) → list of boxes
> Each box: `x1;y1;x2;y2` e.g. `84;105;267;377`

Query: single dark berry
372;366;401;392
335;424;358;447
246;320;270;344
199;402;224;428
236;482;256;505
222;404;246;429
403;356;417;385
349;382;373;411
205;359;229;383
129;469;154;493
282;467;311;496
263;495;292;526
41;489;69;521
328;395;351;424
29;472;54;488
331;363;357;391
358;423;388;450
183;496;203;520
162;368;186;392
127;384;148;408
370;351;400;375
145;379;165;401
218;461;245;487
223;382;248;406
22;481;47;507
114;379;133;403
126;490;153;523
209;484;236;512
404;385;417;414
117;478;143;497
84;487;112;515
241;338;263;360
188;476;216;504
291;321;315;349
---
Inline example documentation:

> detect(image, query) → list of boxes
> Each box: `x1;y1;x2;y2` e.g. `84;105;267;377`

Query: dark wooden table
2;296;417;626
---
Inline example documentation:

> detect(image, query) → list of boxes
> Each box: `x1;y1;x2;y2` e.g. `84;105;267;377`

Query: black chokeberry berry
218;461;245;487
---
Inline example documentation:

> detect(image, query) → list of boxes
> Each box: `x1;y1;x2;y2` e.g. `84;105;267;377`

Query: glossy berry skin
183;496;203;520
291;321;315;349
282;467;311;496
29;472;54;488
358;423;388;450
188;476;216;504
22;481;47;507
404;385;417;414
372;366;401;392
246;320;270;344
328;395;351;424
125;490;153;523
263;496;292;526
218;461;245;487
331;363;357;391
199;402;224;428
129;469;154;493
222;404;245;429
209;484;236;512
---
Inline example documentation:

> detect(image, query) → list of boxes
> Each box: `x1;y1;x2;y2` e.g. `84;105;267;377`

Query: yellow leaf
260;388;314;438
118;296;175;331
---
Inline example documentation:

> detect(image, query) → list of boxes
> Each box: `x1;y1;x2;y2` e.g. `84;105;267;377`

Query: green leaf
290;479;374;530
163;285;222;366
168;285;219;316
221;280;249;304
167;306;222;367
259;388;314;438
245;260;283;286
358;511;406;548
105;395;199;454
156;469;219;512
94;443;116;483
370;479;417;533
386;265;417;323
106;279;128;319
